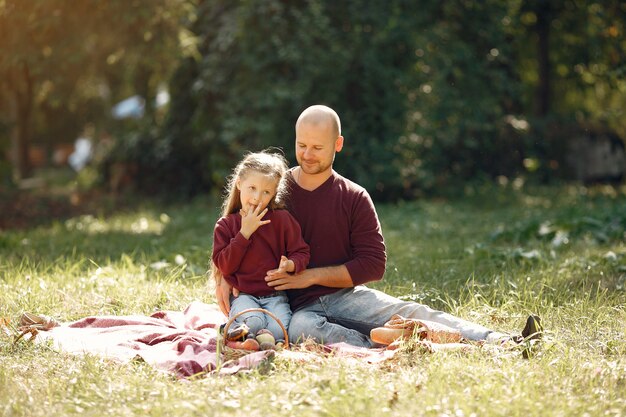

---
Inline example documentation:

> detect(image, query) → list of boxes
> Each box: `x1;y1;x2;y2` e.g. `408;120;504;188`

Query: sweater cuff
232;232;252;247
345;260;384;286
292;257;307;274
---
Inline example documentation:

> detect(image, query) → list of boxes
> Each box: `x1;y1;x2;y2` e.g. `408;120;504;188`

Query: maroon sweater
285;170;387;310
212;209;310;296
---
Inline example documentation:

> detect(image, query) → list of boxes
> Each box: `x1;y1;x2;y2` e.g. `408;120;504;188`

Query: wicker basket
217;308;289;363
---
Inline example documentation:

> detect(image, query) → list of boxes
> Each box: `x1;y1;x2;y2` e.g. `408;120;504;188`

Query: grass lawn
1;183;625;416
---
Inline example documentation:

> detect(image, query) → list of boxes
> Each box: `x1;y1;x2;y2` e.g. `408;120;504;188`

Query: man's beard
298;155;334;175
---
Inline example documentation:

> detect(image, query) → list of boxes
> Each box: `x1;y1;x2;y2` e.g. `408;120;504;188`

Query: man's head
295;105;344;176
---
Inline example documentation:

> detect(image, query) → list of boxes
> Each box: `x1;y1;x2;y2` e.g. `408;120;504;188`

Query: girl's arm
212;218;251;276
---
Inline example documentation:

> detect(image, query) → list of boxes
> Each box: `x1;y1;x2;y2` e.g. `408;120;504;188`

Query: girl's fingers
242;205;268;220
254;207;268;218
260;207;268;216
260;220;271;226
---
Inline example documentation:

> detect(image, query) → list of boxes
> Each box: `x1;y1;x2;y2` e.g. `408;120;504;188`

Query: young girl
211;151;309;350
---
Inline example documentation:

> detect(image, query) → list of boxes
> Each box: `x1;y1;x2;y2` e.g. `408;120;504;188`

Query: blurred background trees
1;0;624;201
0;0;189;183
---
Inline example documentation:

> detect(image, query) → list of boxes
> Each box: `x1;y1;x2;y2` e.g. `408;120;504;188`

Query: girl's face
236;172;278;212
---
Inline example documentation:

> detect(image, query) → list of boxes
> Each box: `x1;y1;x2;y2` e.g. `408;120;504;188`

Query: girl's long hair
210;150;290;288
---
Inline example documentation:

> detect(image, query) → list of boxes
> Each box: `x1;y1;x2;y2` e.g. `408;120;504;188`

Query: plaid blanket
18;302;472;378
33;301;272;377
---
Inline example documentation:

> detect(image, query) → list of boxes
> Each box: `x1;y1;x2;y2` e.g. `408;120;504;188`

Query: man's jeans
288;285;501;347
230;291;291;342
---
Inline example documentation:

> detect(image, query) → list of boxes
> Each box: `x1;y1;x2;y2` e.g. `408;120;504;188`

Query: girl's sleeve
212;217;251;276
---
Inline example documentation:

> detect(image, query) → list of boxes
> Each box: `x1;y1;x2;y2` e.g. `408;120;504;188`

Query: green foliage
0;0;189;180
399;1;526;193
511;1;626;180
153;0;625;199
2;1;624;197
155;0;416;199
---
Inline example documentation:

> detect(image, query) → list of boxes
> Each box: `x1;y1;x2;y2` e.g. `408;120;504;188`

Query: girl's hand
239;204;270;239
266;256;295;279
278;255;295;273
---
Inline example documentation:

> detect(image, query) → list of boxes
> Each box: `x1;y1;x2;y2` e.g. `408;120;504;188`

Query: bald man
216;105;533;347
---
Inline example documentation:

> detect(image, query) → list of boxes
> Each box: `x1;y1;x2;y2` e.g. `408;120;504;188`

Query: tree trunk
535;9;551;117
8;63;34;181
136;63;155;123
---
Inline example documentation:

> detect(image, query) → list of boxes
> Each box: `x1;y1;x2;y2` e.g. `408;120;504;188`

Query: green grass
1;184;625;416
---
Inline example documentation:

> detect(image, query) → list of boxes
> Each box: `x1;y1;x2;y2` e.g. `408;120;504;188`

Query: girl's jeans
229;291;291;342
288;285;502;347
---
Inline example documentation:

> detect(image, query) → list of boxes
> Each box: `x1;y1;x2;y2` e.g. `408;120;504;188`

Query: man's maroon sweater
285;170;387;310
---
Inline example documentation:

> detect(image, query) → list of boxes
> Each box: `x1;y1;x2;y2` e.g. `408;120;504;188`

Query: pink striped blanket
18;301;471;378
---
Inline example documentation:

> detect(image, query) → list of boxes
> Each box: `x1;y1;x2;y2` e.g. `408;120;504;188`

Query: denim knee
288;311;323;343
239;314;264;334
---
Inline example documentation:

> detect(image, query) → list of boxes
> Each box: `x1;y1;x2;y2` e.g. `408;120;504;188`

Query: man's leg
319;286;504;344
288;299;372;347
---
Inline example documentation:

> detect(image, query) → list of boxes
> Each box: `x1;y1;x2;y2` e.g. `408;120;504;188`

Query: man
216;104;539;347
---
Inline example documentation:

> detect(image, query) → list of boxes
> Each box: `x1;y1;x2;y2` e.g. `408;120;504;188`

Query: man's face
295;122;343;175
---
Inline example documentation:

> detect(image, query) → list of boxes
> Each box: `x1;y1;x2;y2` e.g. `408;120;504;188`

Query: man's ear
335;135;344;152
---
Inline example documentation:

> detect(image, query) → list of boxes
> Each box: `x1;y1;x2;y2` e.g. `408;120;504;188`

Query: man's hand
265;268;311;290
263;256;298;290
215;280;239;315
266;265;354;290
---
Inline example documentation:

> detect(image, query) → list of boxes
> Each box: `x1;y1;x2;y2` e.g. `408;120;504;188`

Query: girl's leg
259;292;291;343
229;293;265;335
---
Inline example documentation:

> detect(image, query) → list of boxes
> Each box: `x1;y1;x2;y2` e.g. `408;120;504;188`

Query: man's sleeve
344;190;387;285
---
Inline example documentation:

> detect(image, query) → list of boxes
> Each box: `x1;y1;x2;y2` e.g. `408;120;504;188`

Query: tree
397;1;525;191
0;1;76;179
513;0;626;179
0;0;189;182
156;0;416;199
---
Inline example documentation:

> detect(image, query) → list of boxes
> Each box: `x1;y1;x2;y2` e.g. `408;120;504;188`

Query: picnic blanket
11;302;473;378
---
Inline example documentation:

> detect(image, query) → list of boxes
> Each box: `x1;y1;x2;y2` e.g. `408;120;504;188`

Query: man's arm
342;189;386;286
265;264;352;290
214;274;239;315
266;179;386;291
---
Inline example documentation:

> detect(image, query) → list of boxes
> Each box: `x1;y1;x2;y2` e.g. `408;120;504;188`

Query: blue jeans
288;285;500;347
229;291;291;342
